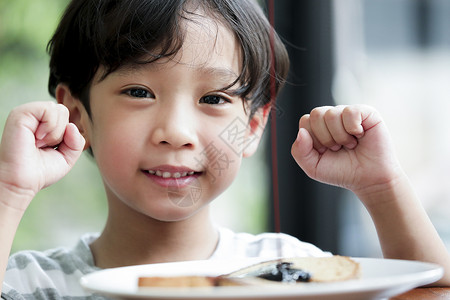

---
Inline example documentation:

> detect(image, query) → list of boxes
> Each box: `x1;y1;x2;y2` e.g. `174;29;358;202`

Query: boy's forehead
93;7;243;85
107;12;242;81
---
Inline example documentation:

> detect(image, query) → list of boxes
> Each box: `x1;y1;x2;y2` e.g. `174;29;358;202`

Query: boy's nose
151;103;198;149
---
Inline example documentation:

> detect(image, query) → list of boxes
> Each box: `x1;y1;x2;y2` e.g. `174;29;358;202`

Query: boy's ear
55;84;91;150
243;104;271;158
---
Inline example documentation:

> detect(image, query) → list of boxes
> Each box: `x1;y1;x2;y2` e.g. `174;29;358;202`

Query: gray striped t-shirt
2;233;103;299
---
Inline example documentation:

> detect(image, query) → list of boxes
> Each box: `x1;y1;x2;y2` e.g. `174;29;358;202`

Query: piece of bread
138;255;360;288
137;275;245;287
229;255;360;283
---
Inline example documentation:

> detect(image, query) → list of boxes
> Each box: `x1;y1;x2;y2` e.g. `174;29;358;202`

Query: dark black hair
47;0;289;118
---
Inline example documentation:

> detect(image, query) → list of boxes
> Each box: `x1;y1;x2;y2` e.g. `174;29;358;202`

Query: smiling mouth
146;170;201;179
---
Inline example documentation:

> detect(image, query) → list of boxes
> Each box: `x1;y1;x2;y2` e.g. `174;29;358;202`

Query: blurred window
333;0;450;255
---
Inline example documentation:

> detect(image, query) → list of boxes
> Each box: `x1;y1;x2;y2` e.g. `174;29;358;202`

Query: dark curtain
266;0;344;254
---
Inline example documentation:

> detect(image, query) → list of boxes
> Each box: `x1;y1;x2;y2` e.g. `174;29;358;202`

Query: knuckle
324;108;340;123
299;114;310;126
309;107;324;121
56;104;70;118
343;105;359;117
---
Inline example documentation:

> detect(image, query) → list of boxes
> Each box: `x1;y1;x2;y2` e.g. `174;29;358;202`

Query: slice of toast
138;255;360;288
137;275;245;287
229;255;360;283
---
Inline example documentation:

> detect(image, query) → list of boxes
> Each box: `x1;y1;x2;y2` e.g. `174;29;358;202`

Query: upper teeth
148;170;195;178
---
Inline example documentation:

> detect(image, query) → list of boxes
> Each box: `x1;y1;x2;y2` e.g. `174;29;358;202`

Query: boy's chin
146;201;210;223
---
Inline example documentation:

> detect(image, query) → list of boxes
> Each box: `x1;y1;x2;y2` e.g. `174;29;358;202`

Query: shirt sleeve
3;249;93;299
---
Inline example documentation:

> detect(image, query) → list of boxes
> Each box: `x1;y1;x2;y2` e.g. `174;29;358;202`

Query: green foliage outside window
0;0;108;253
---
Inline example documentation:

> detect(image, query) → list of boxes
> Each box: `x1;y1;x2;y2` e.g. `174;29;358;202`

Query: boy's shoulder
7;233;98;271
3;233;101;300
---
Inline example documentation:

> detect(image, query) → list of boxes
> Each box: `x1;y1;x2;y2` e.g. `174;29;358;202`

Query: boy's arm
356;172;450;286
291;104;450;286
0;187;33;292
0;102;85;292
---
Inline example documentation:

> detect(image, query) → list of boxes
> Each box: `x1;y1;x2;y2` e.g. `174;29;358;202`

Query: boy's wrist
0;180;35;214
352;171;414;211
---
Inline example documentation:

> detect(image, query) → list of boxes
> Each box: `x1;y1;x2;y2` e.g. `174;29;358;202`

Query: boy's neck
89;204;219;269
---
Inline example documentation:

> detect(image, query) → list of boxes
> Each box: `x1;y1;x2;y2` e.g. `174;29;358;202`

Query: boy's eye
125;88;153;98
199;95;230;105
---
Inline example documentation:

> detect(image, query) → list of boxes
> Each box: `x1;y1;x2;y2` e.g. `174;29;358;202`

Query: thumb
57;123;86;168
291;128;320;178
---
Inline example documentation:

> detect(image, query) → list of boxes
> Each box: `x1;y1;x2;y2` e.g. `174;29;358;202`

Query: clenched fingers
300;105;363;152
34;103;70;148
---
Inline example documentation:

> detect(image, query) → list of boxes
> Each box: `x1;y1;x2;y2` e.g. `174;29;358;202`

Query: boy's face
69;14;267;222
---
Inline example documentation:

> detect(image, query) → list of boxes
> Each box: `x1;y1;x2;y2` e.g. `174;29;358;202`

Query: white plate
80;257;443;300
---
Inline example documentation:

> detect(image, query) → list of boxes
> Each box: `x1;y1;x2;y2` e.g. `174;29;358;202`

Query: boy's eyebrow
199;66;239;80
116;64;240;83
196;66;242;89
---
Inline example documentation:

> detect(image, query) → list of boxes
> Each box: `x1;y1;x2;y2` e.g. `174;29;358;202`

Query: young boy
0;0;449;298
